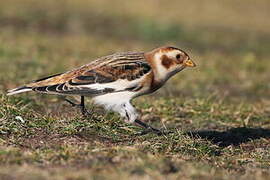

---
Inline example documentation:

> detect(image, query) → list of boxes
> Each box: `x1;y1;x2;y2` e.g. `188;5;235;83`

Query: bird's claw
134;127;163;136
135;127;175;136
65;97;91;117
65;98;80;107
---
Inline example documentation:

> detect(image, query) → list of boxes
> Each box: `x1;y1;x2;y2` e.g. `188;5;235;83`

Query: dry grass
0;0;270;179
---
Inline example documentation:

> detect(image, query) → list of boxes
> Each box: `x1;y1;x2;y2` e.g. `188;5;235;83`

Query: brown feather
161;55;174;69
26;52;152;95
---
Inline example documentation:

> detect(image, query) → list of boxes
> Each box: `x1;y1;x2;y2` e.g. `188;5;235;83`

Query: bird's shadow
185;127;270;147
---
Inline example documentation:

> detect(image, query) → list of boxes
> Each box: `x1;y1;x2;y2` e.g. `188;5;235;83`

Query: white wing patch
78;75;145;93
80;79;131;91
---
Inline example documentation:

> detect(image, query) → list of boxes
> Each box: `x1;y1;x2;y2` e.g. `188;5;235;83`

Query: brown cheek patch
161;55;174;69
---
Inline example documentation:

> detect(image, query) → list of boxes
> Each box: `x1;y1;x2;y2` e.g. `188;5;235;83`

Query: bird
7;46;196;134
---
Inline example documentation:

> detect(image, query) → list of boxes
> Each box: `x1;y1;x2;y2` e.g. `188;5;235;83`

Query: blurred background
0;0;269;101
0;1;270;178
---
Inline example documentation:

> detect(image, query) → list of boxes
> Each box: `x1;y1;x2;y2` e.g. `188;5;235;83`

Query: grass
0;0;270;179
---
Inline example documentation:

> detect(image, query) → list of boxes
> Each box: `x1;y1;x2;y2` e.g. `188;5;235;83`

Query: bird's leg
122;102;163;135
79;96;88;115
65;96;90;116
134;119;163;135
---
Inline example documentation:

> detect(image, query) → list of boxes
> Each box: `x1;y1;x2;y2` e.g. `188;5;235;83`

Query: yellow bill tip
184;59;196;67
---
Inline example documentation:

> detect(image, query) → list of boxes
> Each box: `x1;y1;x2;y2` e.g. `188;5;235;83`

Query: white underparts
93;91;139;123
81;77;144;123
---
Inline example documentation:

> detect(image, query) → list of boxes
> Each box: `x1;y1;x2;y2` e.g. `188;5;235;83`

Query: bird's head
146;46;196;81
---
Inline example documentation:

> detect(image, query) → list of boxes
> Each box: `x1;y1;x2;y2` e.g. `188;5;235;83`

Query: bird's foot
138;128;163;136
64;98;91;116
65;98;80;107
134;119;165;136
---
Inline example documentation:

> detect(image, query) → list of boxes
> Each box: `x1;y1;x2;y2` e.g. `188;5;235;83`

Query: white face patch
164;49;183;60
153;52;169;79
153;49;183;81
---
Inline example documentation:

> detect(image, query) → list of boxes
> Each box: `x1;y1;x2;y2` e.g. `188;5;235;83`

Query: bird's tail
7;86;32;96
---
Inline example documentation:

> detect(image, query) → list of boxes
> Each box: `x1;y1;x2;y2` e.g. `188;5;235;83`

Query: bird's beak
184;59;196;67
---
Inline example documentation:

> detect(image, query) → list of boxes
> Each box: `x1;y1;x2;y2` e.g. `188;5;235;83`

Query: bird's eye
176;54;181;59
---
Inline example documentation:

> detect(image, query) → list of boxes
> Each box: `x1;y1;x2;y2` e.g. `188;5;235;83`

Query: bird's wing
28;52;152;95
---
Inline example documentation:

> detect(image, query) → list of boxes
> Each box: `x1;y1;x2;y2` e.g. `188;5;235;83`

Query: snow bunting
7;46;196;134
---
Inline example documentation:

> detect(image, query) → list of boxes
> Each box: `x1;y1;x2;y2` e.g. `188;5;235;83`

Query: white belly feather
93;91;135;109
93;91;139;123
